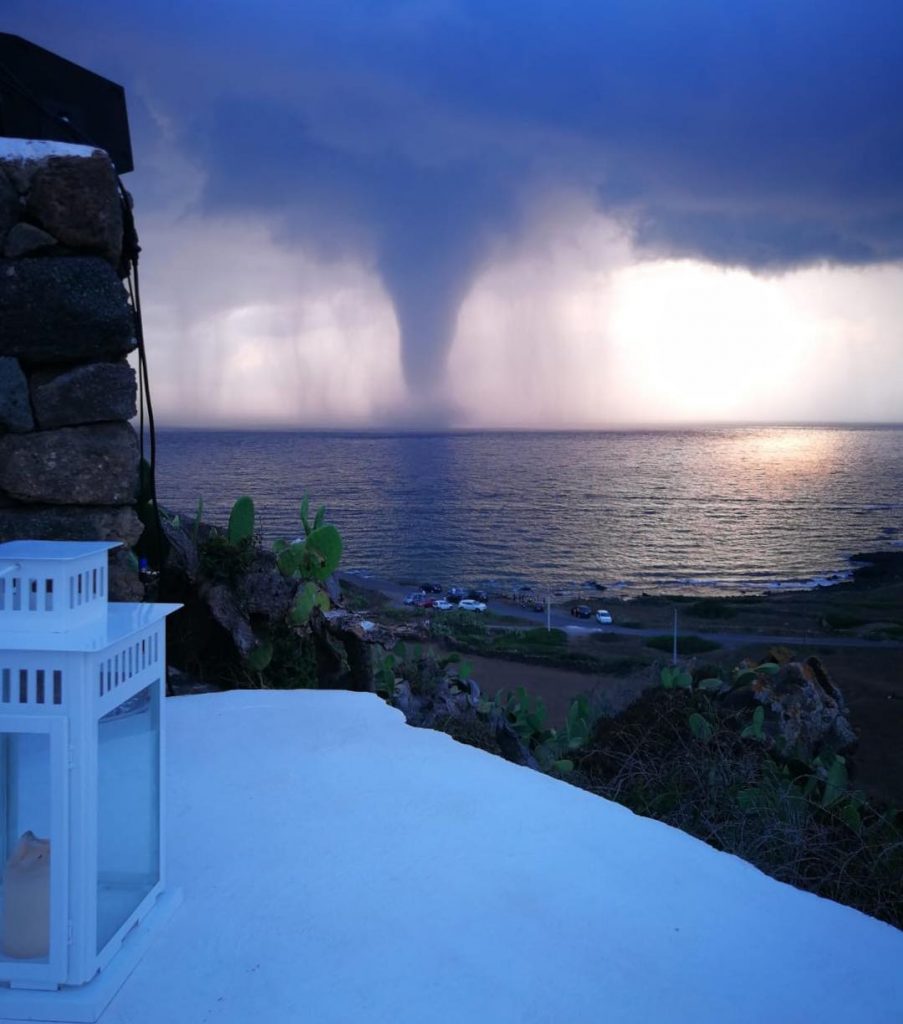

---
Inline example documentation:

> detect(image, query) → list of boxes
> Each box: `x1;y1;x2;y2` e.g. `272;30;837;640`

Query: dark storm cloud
6;0;903;391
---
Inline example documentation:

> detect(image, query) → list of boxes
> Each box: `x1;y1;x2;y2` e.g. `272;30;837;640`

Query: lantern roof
0;601;180;652
0;540;120;561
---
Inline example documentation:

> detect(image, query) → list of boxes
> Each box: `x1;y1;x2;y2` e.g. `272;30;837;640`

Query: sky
5;1;903;428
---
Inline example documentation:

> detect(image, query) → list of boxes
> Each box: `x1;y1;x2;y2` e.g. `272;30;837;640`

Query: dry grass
570;689;903;929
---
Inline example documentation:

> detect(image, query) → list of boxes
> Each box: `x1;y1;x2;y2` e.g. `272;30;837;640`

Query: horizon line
148;420;903;434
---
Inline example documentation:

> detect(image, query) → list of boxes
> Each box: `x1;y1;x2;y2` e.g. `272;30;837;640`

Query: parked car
421;582;443;594
432;599;454;610
595;609;613;625
468;589;488;602
446;586;467;603
458;599;487;612
403;591;425;605
570;604;592;619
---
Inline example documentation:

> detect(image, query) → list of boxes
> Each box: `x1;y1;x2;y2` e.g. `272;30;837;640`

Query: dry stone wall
0;140;142;598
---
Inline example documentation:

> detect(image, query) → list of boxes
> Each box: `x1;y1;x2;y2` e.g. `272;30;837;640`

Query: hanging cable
120;194;167;570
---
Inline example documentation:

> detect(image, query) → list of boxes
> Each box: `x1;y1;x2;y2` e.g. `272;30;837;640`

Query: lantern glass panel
96;683;160;953
0;732;52;964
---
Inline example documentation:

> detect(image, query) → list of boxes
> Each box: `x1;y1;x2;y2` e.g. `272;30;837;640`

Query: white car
432;599;454;611
457;599;487;612
595;609;612;625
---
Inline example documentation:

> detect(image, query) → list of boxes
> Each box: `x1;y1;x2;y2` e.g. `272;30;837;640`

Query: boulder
0;257;135;364
316;610;405;691
0;356;34;432
239;569;297;620
3;222;57;259
25;152;122;267
199;582;256;657
392;674;482;730
0;503;143;546
724;657;857;761
489;708;541;769
0;423;139;505
30;360;136;428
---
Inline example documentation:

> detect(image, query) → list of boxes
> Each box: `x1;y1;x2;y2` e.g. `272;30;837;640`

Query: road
339;572;903;652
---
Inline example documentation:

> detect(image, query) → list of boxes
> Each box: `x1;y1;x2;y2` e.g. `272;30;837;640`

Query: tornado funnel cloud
377;220;490;409
389;281;464;397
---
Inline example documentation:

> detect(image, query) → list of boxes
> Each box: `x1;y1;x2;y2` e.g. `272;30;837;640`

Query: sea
152;425;903;598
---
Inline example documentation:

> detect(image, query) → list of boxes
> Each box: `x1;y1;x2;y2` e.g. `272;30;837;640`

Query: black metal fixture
0;32;132;173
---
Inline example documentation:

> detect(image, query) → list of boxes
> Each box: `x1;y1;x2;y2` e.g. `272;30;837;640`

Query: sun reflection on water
733;428;843;476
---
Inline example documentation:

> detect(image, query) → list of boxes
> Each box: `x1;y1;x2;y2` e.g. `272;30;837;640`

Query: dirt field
461;651;655;721
464;637;903;806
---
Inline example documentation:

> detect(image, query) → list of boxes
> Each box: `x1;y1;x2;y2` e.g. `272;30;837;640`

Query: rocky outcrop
392;674;482;728
723;656;857;761
201;582;257;657
158;511;357;689
238;559;297;620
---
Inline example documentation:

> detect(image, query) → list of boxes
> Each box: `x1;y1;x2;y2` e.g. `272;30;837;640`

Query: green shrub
645;634;721;654
198;533;254;586
597;656;648;676
822;611;867;630
590;631;624;644
496;627;567;650
686;599;736;620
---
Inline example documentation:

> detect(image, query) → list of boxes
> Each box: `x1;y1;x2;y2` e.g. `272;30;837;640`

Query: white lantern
0;541;180;1022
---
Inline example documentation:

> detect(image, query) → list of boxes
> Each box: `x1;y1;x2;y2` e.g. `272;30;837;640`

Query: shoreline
341;548;903;607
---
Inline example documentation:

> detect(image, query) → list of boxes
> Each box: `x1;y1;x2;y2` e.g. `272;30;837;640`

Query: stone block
0;356;34;432
0;504;145;602
0;257;135;364
3;222;57;259
0;170;19;248
0;422;139;505
0;503;144;546
31;359;136;429
26;151;122;267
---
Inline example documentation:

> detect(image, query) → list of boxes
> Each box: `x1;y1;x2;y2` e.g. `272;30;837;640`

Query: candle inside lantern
2;831;51;959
